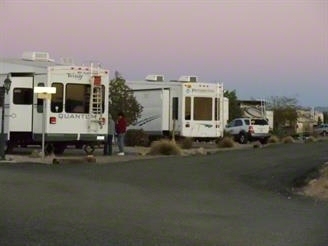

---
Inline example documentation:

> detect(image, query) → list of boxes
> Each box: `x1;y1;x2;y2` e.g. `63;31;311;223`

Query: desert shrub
304;136;317;143
223;130;232;138
268;135;280;143
217;137;234;148
125;129;149;147
149;139;182;155
253;141;262;148
281;136;295;144
178;137;193;149
321;165;328;178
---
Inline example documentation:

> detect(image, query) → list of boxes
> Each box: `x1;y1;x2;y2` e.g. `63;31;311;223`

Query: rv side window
215;98;220;120
185;97;191;120
51;83;63;113
37;83;45;113
194;97;212;121
172;97;178;120
13;88;33;105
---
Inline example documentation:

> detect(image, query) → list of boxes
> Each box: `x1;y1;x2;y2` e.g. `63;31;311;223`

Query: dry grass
281;136;295;144
148;139;182;155
253;141;262;148
268;135;280;143
298;164;328;201
304;136;317;143
217;137;235;148
178;137;193;149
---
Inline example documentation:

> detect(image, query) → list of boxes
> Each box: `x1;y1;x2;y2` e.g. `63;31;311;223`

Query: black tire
75;143;83;149
5;142;15;154
45;144;55;155
322;131;327;137
259;137;269;145
53;144;66;155
238;132;248;144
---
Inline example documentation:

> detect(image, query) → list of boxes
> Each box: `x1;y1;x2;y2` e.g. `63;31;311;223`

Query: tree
108;71;143;125
267;96;298;135
224;90;242;121
323;112;328;124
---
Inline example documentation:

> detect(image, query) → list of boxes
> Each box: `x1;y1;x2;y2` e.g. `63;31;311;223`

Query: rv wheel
5;142;15;154
53;144;66;155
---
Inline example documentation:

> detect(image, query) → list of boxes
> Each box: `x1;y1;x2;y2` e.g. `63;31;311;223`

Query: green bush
178;137;193;149
149;139;182;155
217;137;234;148
281;136;295;144
125;129;149;147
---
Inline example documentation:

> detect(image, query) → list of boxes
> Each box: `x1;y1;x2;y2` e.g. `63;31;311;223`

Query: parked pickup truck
313;124;328;136
225;117;271;144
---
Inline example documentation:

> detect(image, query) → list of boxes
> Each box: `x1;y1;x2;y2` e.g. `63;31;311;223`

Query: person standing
115;112;127;156
104;113;115;156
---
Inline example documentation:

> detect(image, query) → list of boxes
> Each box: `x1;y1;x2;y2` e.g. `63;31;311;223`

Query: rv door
32;74;48;134
9;75;34;133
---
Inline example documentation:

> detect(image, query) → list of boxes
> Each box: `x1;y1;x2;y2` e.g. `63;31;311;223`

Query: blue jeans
117;133;125;153
103;134;113;156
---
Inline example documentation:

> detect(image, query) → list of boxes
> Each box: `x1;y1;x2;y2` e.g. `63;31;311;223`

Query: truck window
252;119;268;125
185;97;191;120
235;119;243;126
51;83;63;113
13;88;33;105
194;97;212;121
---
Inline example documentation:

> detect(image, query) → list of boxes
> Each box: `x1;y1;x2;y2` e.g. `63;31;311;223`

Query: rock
85;155;96;163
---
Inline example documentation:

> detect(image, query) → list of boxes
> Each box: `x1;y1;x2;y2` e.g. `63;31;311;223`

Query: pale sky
0;0;327;107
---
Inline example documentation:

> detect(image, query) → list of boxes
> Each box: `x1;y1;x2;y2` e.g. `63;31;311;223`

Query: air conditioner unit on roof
22;51;53;61
178;75;198;82
145;74;164;82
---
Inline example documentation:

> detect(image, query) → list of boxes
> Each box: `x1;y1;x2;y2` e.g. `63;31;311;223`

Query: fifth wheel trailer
126;75;228;140
0;51;109;154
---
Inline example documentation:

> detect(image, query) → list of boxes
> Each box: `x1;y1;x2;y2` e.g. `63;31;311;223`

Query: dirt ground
297;163;328;201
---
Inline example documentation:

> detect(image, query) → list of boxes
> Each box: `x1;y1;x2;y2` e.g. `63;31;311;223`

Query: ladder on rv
89;64;103;131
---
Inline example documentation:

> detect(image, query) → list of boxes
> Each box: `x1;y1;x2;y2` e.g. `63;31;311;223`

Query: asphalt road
1;141;328;246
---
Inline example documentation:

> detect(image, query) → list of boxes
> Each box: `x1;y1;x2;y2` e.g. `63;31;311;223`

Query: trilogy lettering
67;73;83;80
58;114;97;119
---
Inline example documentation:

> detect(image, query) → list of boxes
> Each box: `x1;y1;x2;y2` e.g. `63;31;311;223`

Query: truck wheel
322;131;327;137
260;137;269;145
239;132;248;144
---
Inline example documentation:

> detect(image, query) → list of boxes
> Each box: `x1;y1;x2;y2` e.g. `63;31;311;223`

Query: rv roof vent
22;51;53;61
60;57;74;65
145;74;164;82
178;75;198;82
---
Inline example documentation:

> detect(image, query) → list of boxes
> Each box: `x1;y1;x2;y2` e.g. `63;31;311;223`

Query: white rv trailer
0;52;109;154
126;75;227;140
